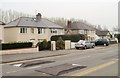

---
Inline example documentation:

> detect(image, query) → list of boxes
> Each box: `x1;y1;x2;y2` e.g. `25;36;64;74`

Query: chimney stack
67;21;72;28
36;13;42;21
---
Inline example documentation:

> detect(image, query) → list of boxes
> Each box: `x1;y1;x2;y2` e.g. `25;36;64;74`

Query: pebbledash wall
4;27;64;45
0;24;4;43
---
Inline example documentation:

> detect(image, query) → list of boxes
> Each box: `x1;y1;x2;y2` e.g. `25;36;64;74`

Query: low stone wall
109;41;118;44
71;42;77;49
65;40;71;50
0;47;38;55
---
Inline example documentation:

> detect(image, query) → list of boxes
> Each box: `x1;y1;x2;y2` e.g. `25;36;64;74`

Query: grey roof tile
4;17;63;28
69;22;95;30
95;29;110;36
0;21;5;25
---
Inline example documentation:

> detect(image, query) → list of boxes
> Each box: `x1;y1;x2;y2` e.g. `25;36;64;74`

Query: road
1;44;118;76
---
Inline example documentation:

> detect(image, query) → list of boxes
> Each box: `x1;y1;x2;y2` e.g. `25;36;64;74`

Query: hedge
51;34;85;42
1;42;33;50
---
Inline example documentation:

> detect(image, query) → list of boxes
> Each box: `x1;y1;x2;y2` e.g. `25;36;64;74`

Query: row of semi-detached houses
0;13;111;44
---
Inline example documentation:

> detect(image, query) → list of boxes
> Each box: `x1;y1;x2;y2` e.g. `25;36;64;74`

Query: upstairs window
51;29;57;33
20;28;27;33
92;31;95;34
38;28;45;34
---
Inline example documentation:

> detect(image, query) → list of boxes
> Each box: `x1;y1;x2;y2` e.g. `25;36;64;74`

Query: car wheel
76;47;79;50
92;45;95;48
83;46;87;49
106;44;109;46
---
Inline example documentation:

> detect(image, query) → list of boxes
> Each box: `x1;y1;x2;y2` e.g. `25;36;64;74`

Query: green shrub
37;40;51;51
51;34;85;42
1;42;33;50
56;37;65;50
46;41;51;50
115;34;120;43
42;39;48;49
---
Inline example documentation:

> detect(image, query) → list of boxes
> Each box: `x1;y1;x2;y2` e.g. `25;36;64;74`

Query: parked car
95;39;109;46
75;40;95;49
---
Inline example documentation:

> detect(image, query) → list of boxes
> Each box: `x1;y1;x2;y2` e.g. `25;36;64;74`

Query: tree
113;26;119;31
97;25;102;30
0;9;33;23
103;26;108;31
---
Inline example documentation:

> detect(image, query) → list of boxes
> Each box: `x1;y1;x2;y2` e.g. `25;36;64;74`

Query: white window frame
20;28;27;33
38;39;44;42
51;29;57;33
38;28;45;34
30;39;35;42
79;30;84;34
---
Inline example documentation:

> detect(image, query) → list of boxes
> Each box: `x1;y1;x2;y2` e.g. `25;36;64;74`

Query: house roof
4;17;63;29
96;29;110;36
66;22;95;30
0;21;5;25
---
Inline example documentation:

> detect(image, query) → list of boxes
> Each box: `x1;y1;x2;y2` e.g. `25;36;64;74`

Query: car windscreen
78;40;85;43
95;39;102;42
96;39;107;42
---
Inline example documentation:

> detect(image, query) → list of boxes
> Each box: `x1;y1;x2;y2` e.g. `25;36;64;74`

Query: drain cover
11;60;55;67
35;63;87;76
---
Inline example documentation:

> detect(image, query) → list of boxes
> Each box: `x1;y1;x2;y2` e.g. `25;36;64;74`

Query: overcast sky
1;0;119;30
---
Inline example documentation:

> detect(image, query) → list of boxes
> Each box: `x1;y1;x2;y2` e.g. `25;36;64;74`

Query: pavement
1;44;118;63
1;44;118;76
1;50;70;63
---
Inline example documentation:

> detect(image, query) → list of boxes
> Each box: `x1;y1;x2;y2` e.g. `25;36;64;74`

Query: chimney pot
67;21;72;28
36;13;42;21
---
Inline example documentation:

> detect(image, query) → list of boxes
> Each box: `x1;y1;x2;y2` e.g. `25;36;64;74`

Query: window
20;28;27;33
38;28;45;34
31;28;34;33
30;39;35;42
79;30;84;34
38;39;44;42
51;29;57;33
84;30;87;34
93;31;95;34
85;41;90;43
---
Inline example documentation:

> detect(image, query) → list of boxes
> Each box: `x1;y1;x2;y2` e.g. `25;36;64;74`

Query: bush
1;42;33;50
56;37;65;50
115;34;120;43
51;34;85;42
46;41;51;50
37;40;51;51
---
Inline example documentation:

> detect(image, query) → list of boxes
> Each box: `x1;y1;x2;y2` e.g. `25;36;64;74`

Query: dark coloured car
95;39;109;46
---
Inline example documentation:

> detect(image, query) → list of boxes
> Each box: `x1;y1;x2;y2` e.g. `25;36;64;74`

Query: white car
75;40;95;49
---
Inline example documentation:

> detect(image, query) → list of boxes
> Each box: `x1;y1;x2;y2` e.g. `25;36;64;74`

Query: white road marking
5;65;42;74
13;63;22;67
72;64;80;66
27;65;41;69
